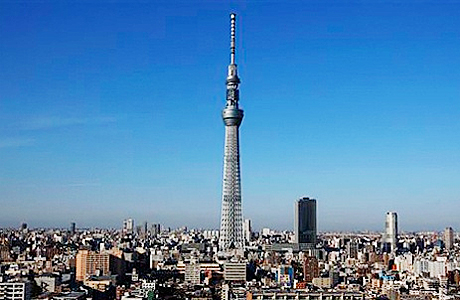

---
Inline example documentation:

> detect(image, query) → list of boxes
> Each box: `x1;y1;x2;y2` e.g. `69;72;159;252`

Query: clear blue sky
1;1;459;231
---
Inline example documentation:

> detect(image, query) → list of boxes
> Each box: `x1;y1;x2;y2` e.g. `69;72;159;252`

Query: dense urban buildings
1;222;460;300
218;14;245;252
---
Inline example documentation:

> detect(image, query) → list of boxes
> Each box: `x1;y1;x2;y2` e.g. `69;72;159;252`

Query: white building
0;282;32;300
383;212;398;252
123;218;134;234
224;261;246;282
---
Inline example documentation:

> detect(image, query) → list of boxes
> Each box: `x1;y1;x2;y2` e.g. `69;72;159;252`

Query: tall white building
383;211;398;252
123;218;134;234
219;14;244;252
243;219;252;243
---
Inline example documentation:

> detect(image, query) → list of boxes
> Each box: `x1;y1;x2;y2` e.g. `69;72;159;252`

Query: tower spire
226;13;240;108
230;13;236;65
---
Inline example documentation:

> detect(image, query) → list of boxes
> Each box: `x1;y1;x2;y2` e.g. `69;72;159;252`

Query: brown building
76;250;110;281
303;256;319;282
0;244;11;262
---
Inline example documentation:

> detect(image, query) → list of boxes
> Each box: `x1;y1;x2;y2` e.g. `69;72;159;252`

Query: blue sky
1;1;459;231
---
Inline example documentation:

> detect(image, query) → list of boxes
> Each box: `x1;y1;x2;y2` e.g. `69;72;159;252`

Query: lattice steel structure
219;13;244;251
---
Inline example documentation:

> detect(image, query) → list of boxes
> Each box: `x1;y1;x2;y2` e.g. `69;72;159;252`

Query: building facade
75;250;110;282
294;197;317;249
444;227;454;251
383;211;398;252
0;282;32;300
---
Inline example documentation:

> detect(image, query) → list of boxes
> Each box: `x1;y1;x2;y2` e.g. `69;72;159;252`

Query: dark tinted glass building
294;197;317;248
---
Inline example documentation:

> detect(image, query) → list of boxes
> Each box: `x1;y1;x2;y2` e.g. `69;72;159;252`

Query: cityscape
2;2;460;300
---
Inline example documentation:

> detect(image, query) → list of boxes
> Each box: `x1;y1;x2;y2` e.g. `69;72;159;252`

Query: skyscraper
383;211;398;252
243;219;252;243
294;197;317;249
123;218;134;234
219;14;244;252
70;222;76;235
444;227;454;251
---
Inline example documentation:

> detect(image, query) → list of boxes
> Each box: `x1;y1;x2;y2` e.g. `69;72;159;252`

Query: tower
383;211;398;252
219;13;244;251
294;197;317;249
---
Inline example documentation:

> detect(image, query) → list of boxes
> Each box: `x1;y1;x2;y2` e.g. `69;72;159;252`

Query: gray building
444;227;454;251
383;211;398;252
294;197;317;249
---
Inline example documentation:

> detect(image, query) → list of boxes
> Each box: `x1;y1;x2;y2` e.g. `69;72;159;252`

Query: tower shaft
219;13;244;251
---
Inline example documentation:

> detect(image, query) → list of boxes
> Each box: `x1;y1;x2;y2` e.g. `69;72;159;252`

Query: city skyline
1;2;460;231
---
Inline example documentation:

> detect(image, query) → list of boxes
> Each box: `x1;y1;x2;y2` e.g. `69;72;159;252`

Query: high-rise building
243;219;252;243
294;197;317;249
444;227;454;251
70;222;76;235
219;14;244;252
75;250;110;281
123;218;134;234
383;211;398;252
151;223;161;236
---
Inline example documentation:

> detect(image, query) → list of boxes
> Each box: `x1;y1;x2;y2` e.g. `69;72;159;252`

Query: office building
383;211;398;252
151;223;161;236
123;218;134;234
219;14;245;251
243;219;252;243
444;227;454;251
70;222;76;235
294;197;317;249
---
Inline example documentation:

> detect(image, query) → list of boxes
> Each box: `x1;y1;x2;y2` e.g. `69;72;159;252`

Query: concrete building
383;211;398;252
243;219;252;243
0;282;32;300
34;274;61;293
184;262;201;285
75;250;110;281
304;256;319;282
294;197;317;249
223;261;246;282
444;227;454;251
123;218;134;234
